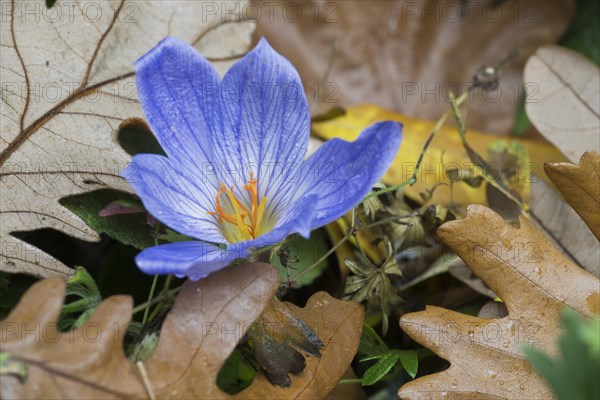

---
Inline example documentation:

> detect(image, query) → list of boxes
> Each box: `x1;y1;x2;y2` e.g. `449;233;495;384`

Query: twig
136;361;156;400
448;92;527;214
361;92;468;202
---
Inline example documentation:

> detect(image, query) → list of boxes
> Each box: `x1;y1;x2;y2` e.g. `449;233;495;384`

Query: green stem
142;274;159;326
293;232;352;281
337;378;363;385
133;287;181;315
448;92;526;214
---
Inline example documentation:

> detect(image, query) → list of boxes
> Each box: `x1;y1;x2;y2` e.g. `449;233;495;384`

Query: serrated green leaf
128;332;160;363
59;267;102;329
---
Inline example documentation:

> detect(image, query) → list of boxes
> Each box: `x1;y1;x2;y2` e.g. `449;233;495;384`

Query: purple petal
135;36;219;179
211;37;310;200
122;154;225;243
302;121;403;228
99;201;144;217
135;241;238;280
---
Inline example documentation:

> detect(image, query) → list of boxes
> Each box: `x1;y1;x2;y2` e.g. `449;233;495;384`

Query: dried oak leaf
240;292;364;399
544;151;600;241
525;46;600;163
250;297;324;387
256;0;572;133
0;262;279;399
0;0;253;278
0;263;364;399
398;205;599;399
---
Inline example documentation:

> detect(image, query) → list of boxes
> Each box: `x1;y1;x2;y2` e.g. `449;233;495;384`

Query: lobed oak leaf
0;263;364;399
544;151;600;241
0;0;253;278
0;262;279;399
398;204;599;399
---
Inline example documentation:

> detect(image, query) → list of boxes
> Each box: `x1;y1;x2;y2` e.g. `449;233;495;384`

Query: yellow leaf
313;104;567;209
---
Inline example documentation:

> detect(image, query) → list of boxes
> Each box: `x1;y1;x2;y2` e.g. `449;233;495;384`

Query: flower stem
142;274;159;326
337;378;362;385
133;287;181;315
293;233;352;282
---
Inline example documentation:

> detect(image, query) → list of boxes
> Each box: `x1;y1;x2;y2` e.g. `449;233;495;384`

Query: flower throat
208;172;268;242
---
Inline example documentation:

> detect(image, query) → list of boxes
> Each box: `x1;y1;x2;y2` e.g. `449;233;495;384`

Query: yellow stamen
208;173;267;242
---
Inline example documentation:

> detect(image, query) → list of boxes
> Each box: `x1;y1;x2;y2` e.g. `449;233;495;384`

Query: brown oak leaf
0;262;364;399
544;151;600;241
398;204;599;399
255;0;572;133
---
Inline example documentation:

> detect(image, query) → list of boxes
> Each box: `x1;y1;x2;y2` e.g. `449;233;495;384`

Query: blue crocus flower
123;37;402;280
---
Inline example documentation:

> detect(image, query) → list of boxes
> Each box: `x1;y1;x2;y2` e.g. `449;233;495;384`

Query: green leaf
59;267;102;329
128;332;160;363
61;189;155;250
272;229;330;287
45;0;57;8
358;323;389;357
157;229;195;244
217;348;257;395
560;0;600;65
523;308;600;400
361;351;401;386
398;350;418;379
399;252;458;291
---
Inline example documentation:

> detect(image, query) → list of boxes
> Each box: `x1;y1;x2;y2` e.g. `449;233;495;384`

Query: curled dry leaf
0;263;364;399
0;0;253;278
544;152;600;241
525;46;600;163
240;292;365;400
250;297;324;387
256;0;572;133
398;205;600;399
